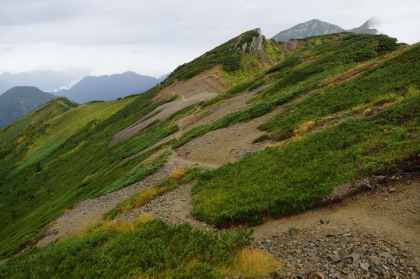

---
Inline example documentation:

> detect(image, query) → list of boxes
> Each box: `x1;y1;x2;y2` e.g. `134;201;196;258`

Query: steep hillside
57;71;160;103
0;86;58;128
0;97;77;147
0;32;419;278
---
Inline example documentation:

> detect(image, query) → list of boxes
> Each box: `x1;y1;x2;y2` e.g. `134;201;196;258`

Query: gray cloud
0;0;418;76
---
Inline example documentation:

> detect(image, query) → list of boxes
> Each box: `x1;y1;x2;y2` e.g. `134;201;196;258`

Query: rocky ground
252;175;420;279
120;183;211;230
255;227;418;279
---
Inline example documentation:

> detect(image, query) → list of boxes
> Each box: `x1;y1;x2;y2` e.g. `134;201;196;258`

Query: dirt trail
114;89;260;167
110;66;226;146
175;90;315;165
36;152;217;247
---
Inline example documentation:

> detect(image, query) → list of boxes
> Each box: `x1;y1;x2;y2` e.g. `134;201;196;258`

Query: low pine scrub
0;219;253;278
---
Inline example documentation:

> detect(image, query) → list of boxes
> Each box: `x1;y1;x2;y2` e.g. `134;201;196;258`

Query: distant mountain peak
272;19;345;41
0;86;58;128
349;18;379;35
273;19;380;41
56;71;160;103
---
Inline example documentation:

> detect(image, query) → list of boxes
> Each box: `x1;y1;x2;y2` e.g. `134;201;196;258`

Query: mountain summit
273;19;379;41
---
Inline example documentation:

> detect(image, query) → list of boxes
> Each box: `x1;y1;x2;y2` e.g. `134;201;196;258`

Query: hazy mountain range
273;19;379;41
0;69;88;94
0;71;164;128
56;71;162;103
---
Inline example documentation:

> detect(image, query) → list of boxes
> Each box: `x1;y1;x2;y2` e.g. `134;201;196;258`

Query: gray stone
351;252;361;261
329;254;341;263
330;272;342;279
288;227;298;237
320;217;330;224
360;262;370;271
379;252;393;259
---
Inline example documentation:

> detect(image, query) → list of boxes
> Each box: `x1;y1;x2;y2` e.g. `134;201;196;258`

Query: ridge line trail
36;151;219;248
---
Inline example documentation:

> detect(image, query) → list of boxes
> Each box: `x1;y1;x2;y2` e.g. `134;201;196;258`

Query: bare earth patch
110;66;226;146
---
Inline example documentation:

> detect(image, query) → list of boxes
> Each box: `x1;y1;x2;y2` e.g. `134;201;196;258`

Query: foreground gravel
254;227;419;279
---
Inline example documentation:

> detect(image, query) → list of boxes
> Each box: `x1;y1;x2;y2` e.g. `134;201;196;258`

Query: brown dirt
120;183;211;230
109;66;226;146
113;88;260;167
175;90;316;165
36;151;218;247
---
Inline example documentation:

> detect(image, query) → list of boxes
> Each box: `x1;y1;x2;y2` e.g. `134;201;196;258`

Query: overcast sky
0;0;419;78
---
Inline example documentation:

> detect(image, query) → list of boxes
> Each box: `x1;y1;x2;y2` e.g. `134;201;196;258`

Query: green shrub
192;94;420;227
0;220;252;278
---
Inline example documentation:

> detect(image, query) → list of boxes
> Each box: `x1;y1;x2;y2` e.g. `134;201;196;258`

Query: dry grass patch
171;168;187;182
221;249;282;278
293;120;316;137
79;213;155;235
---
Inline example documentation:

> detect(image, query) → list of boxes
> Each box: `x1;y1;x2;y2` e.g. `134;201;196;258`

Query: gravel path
120;183;211;230
36;152;216;247
252;176;420;278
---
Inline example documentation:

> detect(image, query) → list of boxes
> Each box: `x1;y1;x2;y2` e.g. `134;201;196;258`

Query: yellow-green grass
17;96;136;169
0;97;76;146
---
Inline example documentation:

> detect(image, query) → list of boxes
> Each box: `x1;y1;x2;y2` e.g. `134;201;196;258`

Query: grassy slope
191;39;420;227
0;89;184;257
162;29;261;86
173;33;402;148
0;98;77;147
17;97;136;170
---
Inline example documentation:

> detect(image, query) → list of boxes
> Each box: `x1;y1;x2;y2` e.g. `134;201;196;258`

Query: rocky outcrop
235;28;265;57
